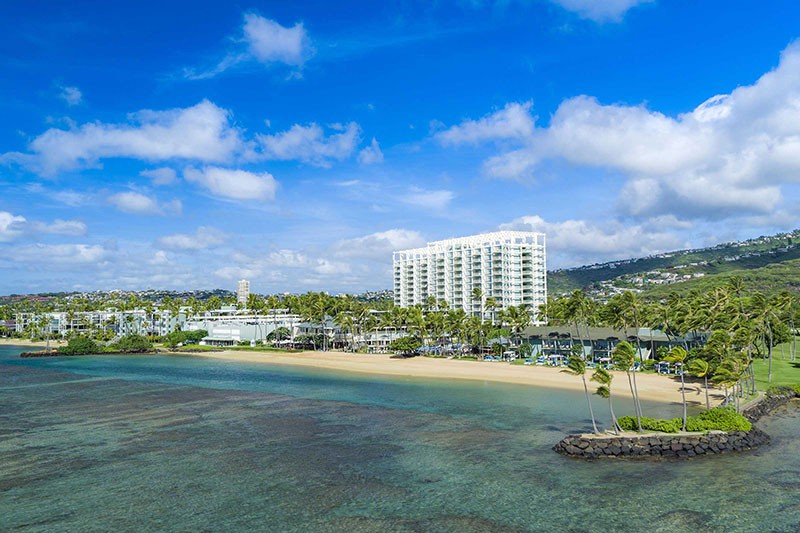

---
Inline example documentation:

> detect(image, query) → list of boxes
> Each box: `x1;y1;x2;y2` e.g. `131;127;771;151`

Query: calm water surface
1;345;798;532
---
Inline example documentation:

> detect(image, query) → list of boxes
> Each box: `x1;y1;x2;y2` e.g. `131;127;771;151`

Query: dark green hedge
617;406;752;433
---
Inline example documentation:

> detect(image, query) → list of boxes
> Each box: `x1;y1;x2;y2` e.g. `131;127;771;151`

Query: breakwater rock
553;429;770;459
20;350;64;358
743;390;799;422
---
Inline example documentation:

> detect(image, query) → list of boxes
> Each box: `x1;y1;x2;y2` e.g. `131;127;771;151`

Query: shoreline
3;339;723;406
0;338;66;348
187;349;723;406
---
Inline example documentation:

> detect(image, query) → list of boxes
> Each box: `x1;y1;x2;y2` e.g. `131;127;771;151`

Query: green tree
562;354;599;434
611;341;643;432
665;346;689;431
591;367;620;434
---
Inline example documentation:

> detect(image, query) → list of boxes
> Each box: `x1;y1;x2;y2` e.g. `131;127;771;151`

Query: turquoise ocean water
1;344;798;532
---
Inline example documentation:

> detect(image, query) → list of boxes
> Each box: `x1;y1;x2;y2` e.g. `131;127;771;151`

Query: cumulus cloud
551;0;653;22
31;219;87;236
256;122;361;167
140;167;178;186
9;243;109;266
58;85;83;106
438;42;800;220
435;101;535;145
332;229;426;259
184;166;278;201
3;100;243;176
242;13;312;66
0;211;26;242
158;226;226;251
108;191;182;216
0;211;87;241
500;215;686;268
357;138;384;165
185;13;313;79
400;186;454;210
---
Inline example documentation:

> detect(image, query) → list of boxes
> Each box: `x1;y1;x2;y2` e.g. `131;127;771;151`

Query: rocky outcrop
553;429;770;459
743;390;799;422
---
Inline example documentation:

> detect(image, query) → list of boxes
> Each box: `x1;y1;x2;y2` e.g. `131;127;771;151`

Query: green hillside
547;229;800;295
641;258;800;298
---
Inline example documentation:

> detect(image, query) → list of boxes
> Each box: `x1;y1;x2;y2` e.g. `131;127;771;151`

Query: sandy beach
191;349;723;407
0;338;66;348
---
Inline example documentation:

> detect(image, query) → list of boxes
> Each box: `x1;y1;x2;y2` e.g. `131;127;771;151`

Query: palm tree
688;358;711;410
563;354;599;434
591;367;620;434
484;296;498;325
611;341;642;432
665;346;689;431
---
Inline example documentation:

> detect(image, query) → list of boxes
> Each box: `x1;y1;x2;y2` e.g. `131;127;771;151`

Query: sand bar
191;349;723;407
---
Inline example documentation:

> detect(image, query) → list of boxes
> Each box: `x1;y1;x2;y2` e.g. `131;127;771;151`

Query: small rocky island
554;388;798;459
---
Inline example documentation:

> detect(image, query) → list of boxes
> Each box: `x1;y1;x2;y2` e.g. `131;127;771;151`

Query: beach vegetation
390;336;421;356
617;406;751;433
110;334;153;353
59;336;101;355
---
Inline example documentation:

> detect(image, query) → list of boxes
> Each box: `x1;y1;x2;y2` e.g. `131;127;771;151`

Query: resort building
15;309;185;338
236;279;250;307
393;231;546;322
184;307;302;346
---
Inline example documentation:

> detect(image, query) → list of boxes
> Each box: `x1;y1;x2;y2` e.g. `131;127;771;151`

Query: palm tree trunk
680;372;687;432
704;374;710;410
608;395;620;435
625;371;642;431
582;376;599;434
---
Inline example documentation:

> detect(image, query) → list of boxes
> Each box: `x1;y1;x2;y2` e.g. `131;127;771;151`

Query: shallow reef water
1;345;798;532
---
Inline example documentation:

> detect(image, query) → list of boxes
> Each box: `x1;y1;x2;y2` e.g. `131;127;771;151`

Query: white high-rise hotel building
393;231;546;322
237;279;250;306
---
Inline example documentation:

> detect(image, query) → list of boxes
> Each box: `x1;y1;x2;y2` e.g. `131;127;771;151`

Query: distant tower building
393;231;546;323
237;279;250;307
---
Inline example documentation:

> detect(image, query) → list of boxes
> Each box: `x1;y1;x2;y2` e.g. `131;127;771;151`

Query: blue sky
2;1;800;294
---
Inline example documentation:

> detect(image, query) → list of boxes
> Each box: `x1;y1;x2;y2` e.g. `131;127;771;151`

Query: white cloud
400;186;454;210
243;13;312;67
58;85;83;106
32;219;87;236
185;13;313;79
4;100;243;176
435;101;535;145
9;244;109;266
332;229;426;259
551;0;653;22
158;226;226;251
256;122;361;167
0;211;26;242
0;211;87;241
313;259;350;275
440;42;800;220
140;167;178;186
265;249;310;267
500;215;686;268
108;191;182;216
184;166;278;201
357;138;384;165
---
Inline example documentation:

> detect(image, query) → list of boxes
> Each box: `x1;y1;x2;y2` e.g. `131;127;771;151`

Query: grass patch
752;337;800;389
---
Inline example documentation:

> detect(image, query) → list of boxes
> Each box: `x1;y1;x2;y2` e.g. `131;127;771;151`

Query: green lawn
752;337;800;389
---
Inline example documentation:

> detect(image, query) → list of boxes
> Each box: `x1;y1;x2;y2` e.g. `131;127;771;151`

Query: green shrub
110;334;153;353
642;359;655;371
769;384;800;398
617;407;751;433
59;336;101;355
685;406;751;432
617;416;682;433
